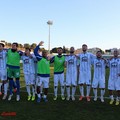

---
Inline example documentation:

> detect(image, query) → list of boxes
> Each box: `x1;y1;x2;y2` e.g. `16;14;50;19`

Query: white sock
118;97;120;101
32;85;35;97
0;83;2;92
37;93;41;98
43;95;47;99
93;88;97;98
72;86;76;97
110;95;114;100
86;86;91;96
54;86;58;97
101;89;105;98
40;85;43;94
61;86;65;96
66;87;70;98
116;96;119;101
80;86;84;96
4;83;8;95
26;85;31;96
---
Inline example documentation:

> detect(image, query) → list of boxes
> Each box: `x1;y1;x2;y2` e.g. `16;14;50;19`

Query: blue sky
0;0;120;51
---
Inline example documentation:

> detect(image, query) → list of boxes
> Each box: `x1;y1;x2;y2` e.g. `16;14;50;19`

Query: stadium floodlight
47;20;53;54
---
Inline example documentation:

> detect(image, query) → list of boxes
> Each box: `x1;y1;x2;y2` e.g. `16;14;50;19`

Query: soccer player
34;41;50;103
0;42;8;100
108;49;120;105
92;51;106;102
50;47;65;100
7;42;23;101
21;48;36;101
77;44;95;102
65;47;79;101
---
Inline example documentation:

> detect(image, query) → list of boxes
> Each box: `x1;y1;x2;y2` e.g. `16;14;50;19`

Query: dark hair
0;43;5;47
57;47;63;50
82;44;87;47
96;50;102;54
42;50;47;54
25;47;31;52
12;42;18;47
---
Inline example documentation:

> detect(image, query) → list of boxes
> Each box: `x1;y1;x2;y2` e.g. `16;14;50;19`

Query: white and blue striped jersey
77;52;95;84
65;55;79;74
108;58;120;80
92;58;106;81
21;54;36;74
78;52;95;73
0;50;7;70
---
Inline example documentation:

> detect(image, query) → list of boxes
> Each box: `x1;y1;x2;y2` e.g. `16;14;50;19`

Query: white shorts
108;78;120;90
66;72;77;86
54;73;64;86
0;69;7;81
37;76;49;88
24;74;35;85
92;78;105;89
78;72;91;85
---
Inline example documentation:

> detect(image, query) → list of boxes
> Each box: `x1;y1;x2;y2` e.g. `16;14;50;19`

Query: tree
24;43;30;48
7;43;12;48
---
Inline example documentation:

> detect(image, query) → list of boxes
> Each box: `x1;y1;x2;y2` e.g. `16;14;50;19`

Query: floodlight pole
47;20;53;54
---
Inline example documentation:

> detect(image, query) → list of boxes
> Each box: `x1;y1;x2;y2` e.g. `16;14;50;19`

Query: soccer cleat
16;95;20;101
61;96;65;100
86;96;91;102
0;92;2;95
93;97;97;101
31;96;35;101
53;96;57;101
37;97;41;103
27;95;31;101
13;88;17;93
115;101;119;106
79;96;84;101
43;98;48;102
2;94;7;100
72;96;75;101
8;94;13;101
66;96;70;101
100;97;104;103
109;100;114;105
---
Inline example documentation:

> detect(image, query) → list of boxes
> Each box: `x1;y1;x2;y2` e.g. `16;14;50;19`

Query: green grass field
0;68;120;120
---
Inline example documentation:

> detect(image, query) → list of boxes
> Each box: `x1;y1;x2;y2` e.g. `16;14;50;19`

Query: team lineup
0;41;120;106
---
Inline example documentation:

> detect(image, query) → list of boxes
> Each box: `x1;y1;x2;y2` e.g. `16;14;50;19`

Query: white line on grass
20;89;111;99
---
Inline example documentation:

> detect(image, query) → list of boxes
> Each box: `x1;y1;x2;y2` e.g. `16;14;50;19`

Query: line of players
0;41;120;105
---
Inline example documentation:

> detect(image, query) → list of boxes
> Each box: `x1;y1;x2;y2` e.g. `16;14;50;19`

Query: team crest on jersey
59;59;63;63
95;62;102;67
68;59;74;64
46;61;49;64
111;62;118;68
24;59;29;64
81;56;88;62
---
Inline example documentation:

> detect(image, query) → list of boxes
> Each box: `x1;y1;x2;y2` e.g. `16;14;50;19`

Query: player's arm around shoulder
64;55;68;67
75;54;80;59
17;50;23;56
50;56;55;63
105;58;111;68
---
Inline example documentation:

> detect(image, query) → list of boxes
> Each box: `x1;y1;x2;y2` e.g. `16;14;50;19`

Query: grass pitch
0;68;120;120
